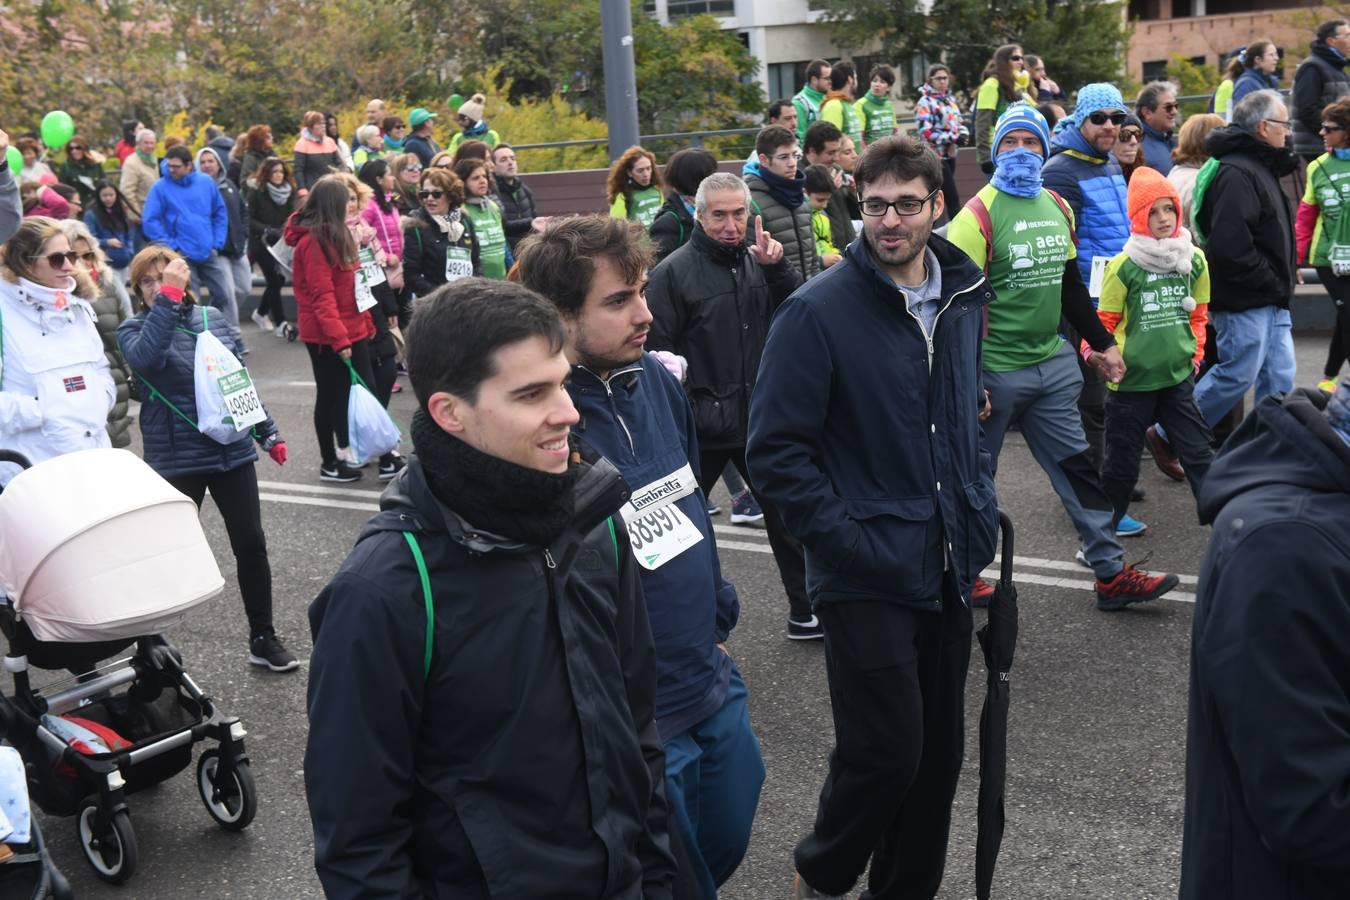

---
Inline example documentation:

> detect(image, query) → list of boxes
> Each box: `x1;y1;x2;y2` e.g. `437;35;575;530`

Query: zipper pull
544;548;556;569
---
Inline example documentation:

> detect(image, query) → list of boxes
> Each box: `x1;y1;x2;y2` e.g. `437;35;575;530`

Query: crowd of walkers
3;17;1350;898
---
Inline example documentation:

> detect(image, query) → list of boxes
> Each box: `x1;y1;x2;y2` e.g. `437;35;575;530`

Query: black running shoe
320;462;362;483
378;456;406;481
249;632;299;672
787;615;824;641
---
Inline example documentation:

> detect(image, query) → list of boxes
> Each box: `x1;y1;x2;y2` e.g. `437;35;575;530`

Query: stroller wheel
197;749;257;831
76;797;137;884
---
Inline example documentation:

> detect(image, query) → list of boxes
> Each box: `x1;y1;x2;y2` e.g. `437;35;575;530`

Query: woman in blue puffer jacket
116;244;298;673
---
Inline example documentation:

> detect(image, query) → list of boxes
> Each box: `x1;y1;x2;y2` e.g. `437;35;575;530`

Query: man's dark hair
768;99;794;122
854;135;943;196
514;214;653;317
491;143;514;161
204;124;224;141
663;147;718;197
806;59;831;82
1317;19;1348;43
830;61;856;92
756;124;797;158
1136;81;1177;113
1037;102;1063;128
164;145;192;165
871;64;898;87
405;278;566;407
803;164;836;195
803;120;843;156
924;63;948;81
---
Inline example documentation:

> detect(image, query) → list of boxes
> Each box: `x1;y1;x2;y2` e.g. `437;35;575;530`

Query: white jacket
0;277;114;485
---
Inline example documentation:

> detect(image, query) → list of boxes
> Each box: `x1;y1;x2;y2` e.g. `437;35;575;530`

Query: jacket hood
283;214;311;247
195;147;228;181
1198;389;1350;524
1205;125;1298;171
1049;123;1107;161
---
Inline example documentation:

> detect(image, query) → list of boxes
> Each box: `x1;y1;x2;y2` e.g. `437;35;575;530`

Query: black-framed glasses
1087;112;1127;127
1322;123;1346;133
860;185;940;218
34;251;78;268
418;190;445;200
1265;118;1291;131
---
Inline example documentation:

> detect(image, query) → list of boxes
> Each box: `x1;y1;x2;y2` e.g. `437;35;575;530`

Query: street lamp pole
600;0;641;162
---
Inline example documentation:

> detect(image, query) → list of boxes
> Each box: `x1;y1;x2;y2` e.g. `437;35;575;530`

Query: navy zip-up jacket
747;234;999;608
569;354;738;740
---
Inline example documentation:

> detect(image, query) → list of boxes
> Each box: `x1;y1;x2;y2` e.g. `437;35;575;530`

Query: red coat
285;216;374;351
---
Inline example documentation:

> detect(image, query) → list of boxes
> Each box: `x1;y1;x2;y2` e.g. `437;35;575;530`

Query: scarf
990;148;1044;198
462;119;489;139
411;409;577;546
1124;231;1195;275
430;208;465;243
756;166;806;209
301;128;320;144
1334;148;1350;161
383;134;405;152
135;149;156;167
266;182;293;206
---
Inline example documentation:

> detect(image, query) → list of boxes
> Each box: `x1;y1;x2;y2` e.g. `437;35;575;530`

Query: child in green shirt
804;165;841;267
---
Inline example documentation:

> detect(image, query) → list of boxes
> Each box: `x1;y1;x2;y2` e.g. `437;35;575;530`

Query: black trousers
1061;321;1106;471
250;237;286;326
794;586;972;899
1101;377;1214;527
166;463;273;640
939;155;960;220
1316;267;1350;381
697;445;809;621
306;338;389;466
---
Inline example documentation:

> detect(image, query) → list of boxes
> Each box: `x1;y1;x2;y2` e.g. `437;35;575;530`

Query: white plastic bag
194;314;260;444
345;360;400;464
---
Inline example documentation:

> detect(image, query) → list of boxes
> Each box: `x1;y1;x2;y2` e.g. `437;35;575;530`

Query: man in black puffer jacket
489;144;543;253
1292;19;1350;162
646;171;813;641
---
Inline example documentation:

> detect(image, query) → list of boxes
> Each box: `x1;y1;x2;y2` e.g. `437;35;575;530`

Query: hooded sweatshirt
195;147;248;258
1181;387;1350;900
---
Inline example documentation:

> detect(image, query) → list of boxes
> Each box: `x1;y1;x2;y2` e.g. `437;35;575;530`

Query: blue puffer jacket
567;355;738;741
1231;67;1279;108
1042;124;1130;292
140;171;227;264
117;296;279;478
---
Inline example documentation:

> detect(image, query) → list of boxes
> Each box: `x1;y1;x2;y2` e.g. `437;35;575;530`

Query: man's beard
864;217;932;270
576;329;648;373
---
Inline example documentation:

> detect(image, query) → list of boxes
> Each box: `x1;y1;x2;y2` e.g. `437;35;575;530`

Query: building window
769;62;810;103
666;0;734;17
1142;60;1167;83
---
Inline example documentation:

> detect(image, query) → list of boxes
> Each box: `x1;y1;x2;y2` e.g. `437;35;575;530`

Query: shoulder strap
1044;188;1078;246
402;532;436;680
655;208;684;244
606;517;620;571
968;194;994;275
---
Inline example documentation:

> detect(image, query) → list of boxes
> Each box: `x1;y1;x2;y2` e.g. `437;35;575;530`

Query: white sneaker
274;322;289;338
1075;548;1091;569
251;310;270;331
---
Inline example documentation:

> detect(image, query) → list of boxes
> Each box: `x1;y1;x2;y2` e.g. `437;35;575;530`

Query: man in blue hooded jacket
517;214;764;899
141;145;234;325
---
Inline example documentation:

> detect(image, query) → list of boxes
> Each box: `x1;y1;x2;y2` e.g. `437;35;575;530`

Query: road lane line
258;480;385;500
257;492;378;512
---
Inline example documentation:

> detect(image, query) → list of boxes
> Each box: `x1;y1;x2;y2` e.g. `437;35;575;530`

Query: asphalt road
25;305;1337;900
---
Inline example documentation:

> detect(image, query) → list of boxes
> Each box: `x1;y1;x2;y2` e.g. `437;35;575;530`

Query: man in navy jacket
748;135;998;899
518;215;764;898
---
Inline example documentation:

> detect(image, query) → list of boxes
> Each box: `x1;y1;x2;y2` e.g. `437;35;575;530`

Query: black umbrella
976;509;1018;900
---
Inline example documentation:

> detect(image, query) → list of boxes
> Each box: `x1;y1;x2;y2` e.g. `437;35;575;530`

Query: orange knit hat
1126;166;1182;237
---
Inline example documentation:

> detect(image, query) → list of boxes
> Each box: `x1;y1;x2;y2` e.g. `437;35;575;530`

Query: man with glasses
1137;81;1181;174
1292;19;1350;164
141;145;236;333
747;124;821;281
792;59;832;143
1043;83;1149;536
747;134;998;899
949;104;1179;611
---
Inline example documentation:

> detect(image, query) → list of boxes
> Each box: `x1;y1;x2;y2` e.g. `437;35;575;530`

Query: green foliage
1165;53;1218;118
485;74;609;172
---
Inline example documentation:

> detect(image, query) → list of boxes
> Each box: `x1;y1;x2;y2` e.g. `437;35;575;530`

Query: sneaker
1116;514;1147;537
391;381;403;393
378;456;406;481
787;615;824;641
1095;562;1180;611
1145;425;1186;482
971;578;995;608
251;310;270;331
1075;548;1091;569
729;488;764;524
706;503;722;517
248;631;299;672
274;322;289;338
1318;378;1338;394
319;462;362;483
793;872;847;900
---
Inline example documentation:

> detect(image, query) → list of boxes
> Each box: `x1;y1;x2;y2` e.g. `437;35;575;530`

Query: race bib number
1332;245;1350;278
618;463;704;570
216;369;266;431
1089;256;1110;298
445;246;473;281
358;247;386;287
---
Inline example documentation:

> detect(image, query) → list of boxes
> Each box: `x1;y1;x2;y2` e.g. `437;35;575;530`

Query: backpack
964;188;1078;275
1187;157;1222;248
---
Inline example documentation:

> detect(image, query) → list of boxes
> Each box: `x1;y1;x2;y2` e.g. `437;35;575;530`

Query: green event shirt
1302;153;1350;267
855;93;896;144
947;184;1078;372
1098;249;1210;392
792;85;826;142
463;198;508;279
820;97;863;147
611;186;663;230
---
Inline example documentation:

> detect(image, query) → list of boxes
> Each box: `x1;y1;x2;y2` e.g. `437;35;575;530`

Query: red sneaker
1095;563;1179;611
971;578;995;608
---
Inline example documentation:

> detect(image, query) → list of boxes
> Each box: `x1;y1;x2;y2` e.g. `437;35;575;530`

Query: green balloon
447;93;465;111
4;146;21;173
40;110;75;150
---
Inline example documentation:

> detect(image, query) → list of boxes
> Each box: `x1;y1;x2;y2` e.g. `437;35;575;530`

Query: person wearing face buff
949;104;1181;611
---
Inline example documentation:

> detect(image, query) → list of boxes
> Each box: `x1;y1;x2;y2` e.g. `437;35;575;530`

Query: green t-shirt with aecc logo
611;186;664;230
463;199;508;280
947;184;1077;372
855;93;896;144
1302;153;1350;268
1097;249;1210;392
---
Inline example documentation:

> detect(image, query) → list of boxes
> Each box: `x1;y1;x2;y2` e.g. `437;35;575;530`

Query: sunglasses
68;145;85;152
1009;54;1024;62
78;252;98;264
1087;112;1127;126
1322;123;1346;133
1119;129;1142;142
1160;103;1179;113
418;190;446;200
35;251;79;268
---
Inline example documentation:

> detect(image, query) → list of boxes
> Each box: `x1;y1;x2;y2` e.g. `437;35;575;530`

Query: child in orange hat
1083;165;1215;529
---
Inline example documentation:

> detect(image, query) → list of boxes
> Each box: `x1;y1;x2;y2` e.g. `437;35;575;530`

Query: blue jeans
664;667;764;898
189;251;242;342
1194;306;1295;426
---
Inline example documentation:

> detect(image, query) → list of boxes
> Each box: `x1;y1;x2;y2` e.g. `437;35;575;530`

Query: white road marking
257;487;1200;601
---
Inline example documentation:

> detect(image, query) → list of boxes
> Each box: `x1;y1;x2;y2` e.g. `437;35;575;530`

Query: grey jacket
0;165;20;245
746;173;821;282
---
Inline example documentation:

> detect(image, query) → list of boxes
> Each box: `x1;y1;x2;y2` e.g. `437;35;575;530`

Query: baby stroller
0;448;258;886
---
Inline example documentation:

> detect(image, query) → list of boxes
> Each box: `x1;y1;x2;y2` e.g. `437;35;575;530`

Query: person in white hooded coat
0;217;114;485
